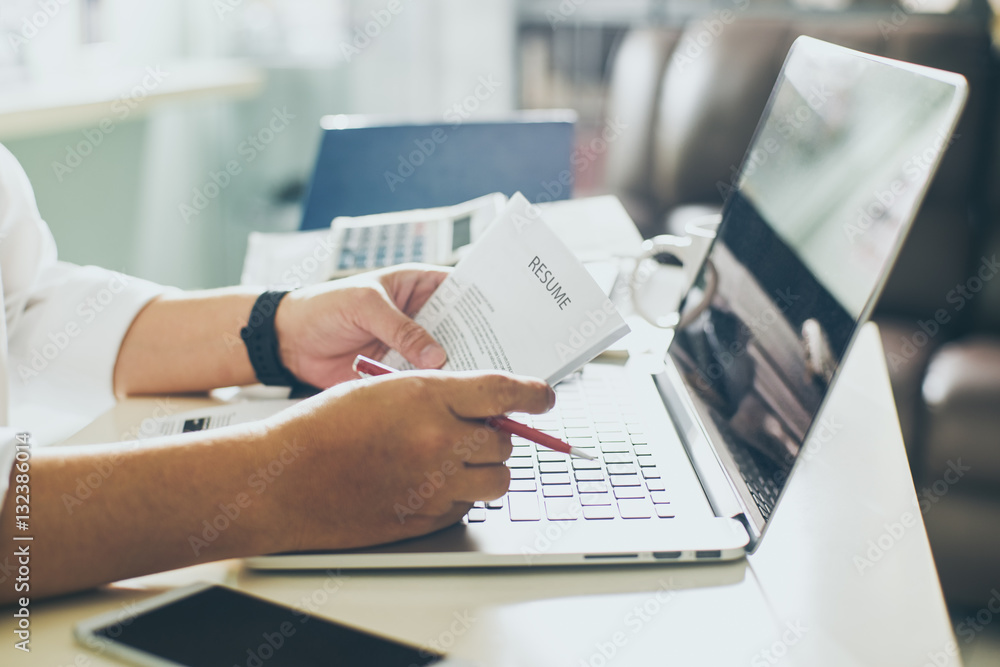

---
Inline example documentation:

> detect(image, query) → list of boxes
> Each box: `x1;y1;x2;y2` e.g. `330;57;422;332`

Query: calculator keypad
336;222;427;272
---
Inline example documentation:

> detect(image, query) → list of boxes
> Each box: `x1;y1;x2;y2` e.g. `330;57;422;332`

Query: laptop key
574;470;605;482
540;472;571;485
545;498;581;520
579;492;612;506
542;485;574;498
633;445;653;456
637;458;657;468
508;480;537;492
597;432;628;443
508;493;541;521
510;468;535;480
537;451;567;463
649;491;671;504
577;481;609;494
641;467;661;479
613;487;646;500
610;474;642;487
572;459;602;470
646;479;666;492
617;498;654;519
466;508;487;523
539;461;568;474
486;498;504;509
606;463;637;475
603;453;632;464
655;505;676;518
600;442;631;453
582;505;615;520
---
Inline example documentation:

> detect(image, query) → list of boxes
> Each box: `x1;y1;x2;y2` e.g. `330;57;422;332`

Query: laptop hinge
654;367;744;516
732;512;759;552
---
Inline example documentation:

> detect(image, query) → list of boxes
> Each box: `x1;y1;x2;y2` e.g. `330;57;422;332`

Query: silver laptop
246;36;967;570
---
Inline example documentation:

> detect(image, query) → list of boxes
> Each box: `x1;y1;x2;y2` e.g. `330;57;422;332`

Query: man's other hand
275;264;449;388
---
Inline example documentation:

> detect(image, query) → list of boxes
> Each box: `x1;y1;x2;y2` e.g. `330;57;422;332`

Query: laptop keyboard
727;444;781;521
465;366;675;524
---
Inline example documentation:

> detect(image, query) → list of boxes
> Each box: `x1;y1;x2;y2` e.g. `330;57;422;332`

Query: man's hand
275;264;449;388
114;263;449;396
263;370;555;551
3;367;554;602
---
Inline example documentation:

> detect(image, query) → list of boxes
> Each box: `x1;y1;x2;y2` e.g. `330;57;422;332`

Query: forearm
114;287;263;395
0;424;286;603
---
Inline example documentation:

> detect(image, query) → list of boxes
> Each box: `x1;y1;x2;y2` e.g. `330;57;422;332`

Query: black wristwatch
240;291;299;387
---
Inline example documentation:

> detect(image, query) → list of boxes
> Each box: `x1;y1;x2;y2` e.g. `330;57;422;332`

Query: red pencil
352;355;595;460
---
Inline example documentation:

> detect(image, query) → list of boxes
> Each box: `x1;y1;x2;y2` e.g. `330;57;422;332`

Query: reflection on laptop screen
666;37;966;532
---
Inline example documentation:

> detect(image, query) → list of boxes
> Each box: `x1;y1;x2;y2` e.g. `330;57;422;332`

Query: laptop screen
664;37;966;537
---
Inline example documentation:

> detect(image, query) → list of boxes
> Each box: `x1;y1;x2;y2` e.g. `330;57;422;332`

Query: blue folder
300;113;577;231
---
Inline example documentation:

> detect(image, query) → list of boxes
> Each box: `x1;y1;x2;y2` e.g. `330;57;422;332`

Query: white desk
1;323;959;666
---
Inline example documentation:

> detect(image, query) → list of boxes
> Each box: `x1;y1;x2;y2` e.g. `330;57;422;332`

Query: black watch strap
240;291;298;387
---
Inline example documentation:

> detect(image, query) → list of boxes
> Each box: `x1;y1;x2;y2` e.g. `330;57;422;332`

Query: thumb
365;295;447;368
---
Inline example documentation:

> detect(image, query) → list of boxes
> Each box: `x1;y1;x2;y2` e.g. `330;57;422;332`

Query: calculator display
451;215;472;251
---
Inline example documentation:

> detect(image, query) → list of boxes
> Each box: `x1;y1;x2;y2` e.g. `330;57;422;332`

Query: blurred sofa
601;13;1000;607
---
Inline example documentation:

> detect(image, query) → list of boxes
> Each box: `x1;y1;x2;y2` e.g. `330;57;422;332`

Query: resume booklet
383;193;629;384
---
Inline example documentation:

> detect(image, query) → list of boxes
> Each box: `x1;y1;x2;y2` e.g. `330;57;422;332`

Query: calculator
328;193;506;278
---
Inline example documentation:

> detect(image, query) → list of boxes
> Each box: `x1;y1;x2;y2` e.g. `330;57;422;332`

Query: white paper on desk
241;229;338;288
138;400;299;440
382;193;630;385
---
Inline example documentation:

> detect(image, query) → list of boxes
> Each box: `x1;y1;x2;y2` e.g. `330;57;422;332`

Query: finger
438;372;555;419
380;265;450;316
450;464;511;503
396;500;472;539
449;422;514;465
403;270;448;315
362;290;447;369
422;501;474;532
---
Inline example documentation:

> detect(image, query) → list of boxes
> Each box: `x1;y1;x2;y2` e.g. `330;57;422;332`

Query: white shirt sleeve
0;429;15;519
9;261;170;393
0;144;172;514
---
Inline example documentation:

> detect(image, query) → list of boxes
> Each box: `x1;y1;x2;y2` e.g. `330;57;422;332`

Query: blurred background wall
0;0;516;288
7;0;993;289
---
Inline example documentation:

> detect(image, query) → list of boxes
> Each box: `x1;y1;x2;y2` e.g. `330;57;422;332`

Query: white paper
383;193;630;384
241;229;339;289
137;400;299;439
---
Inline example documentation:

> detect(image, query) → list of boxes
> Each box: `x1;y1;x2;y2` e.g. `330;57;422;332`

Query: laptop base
244;516;749;570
